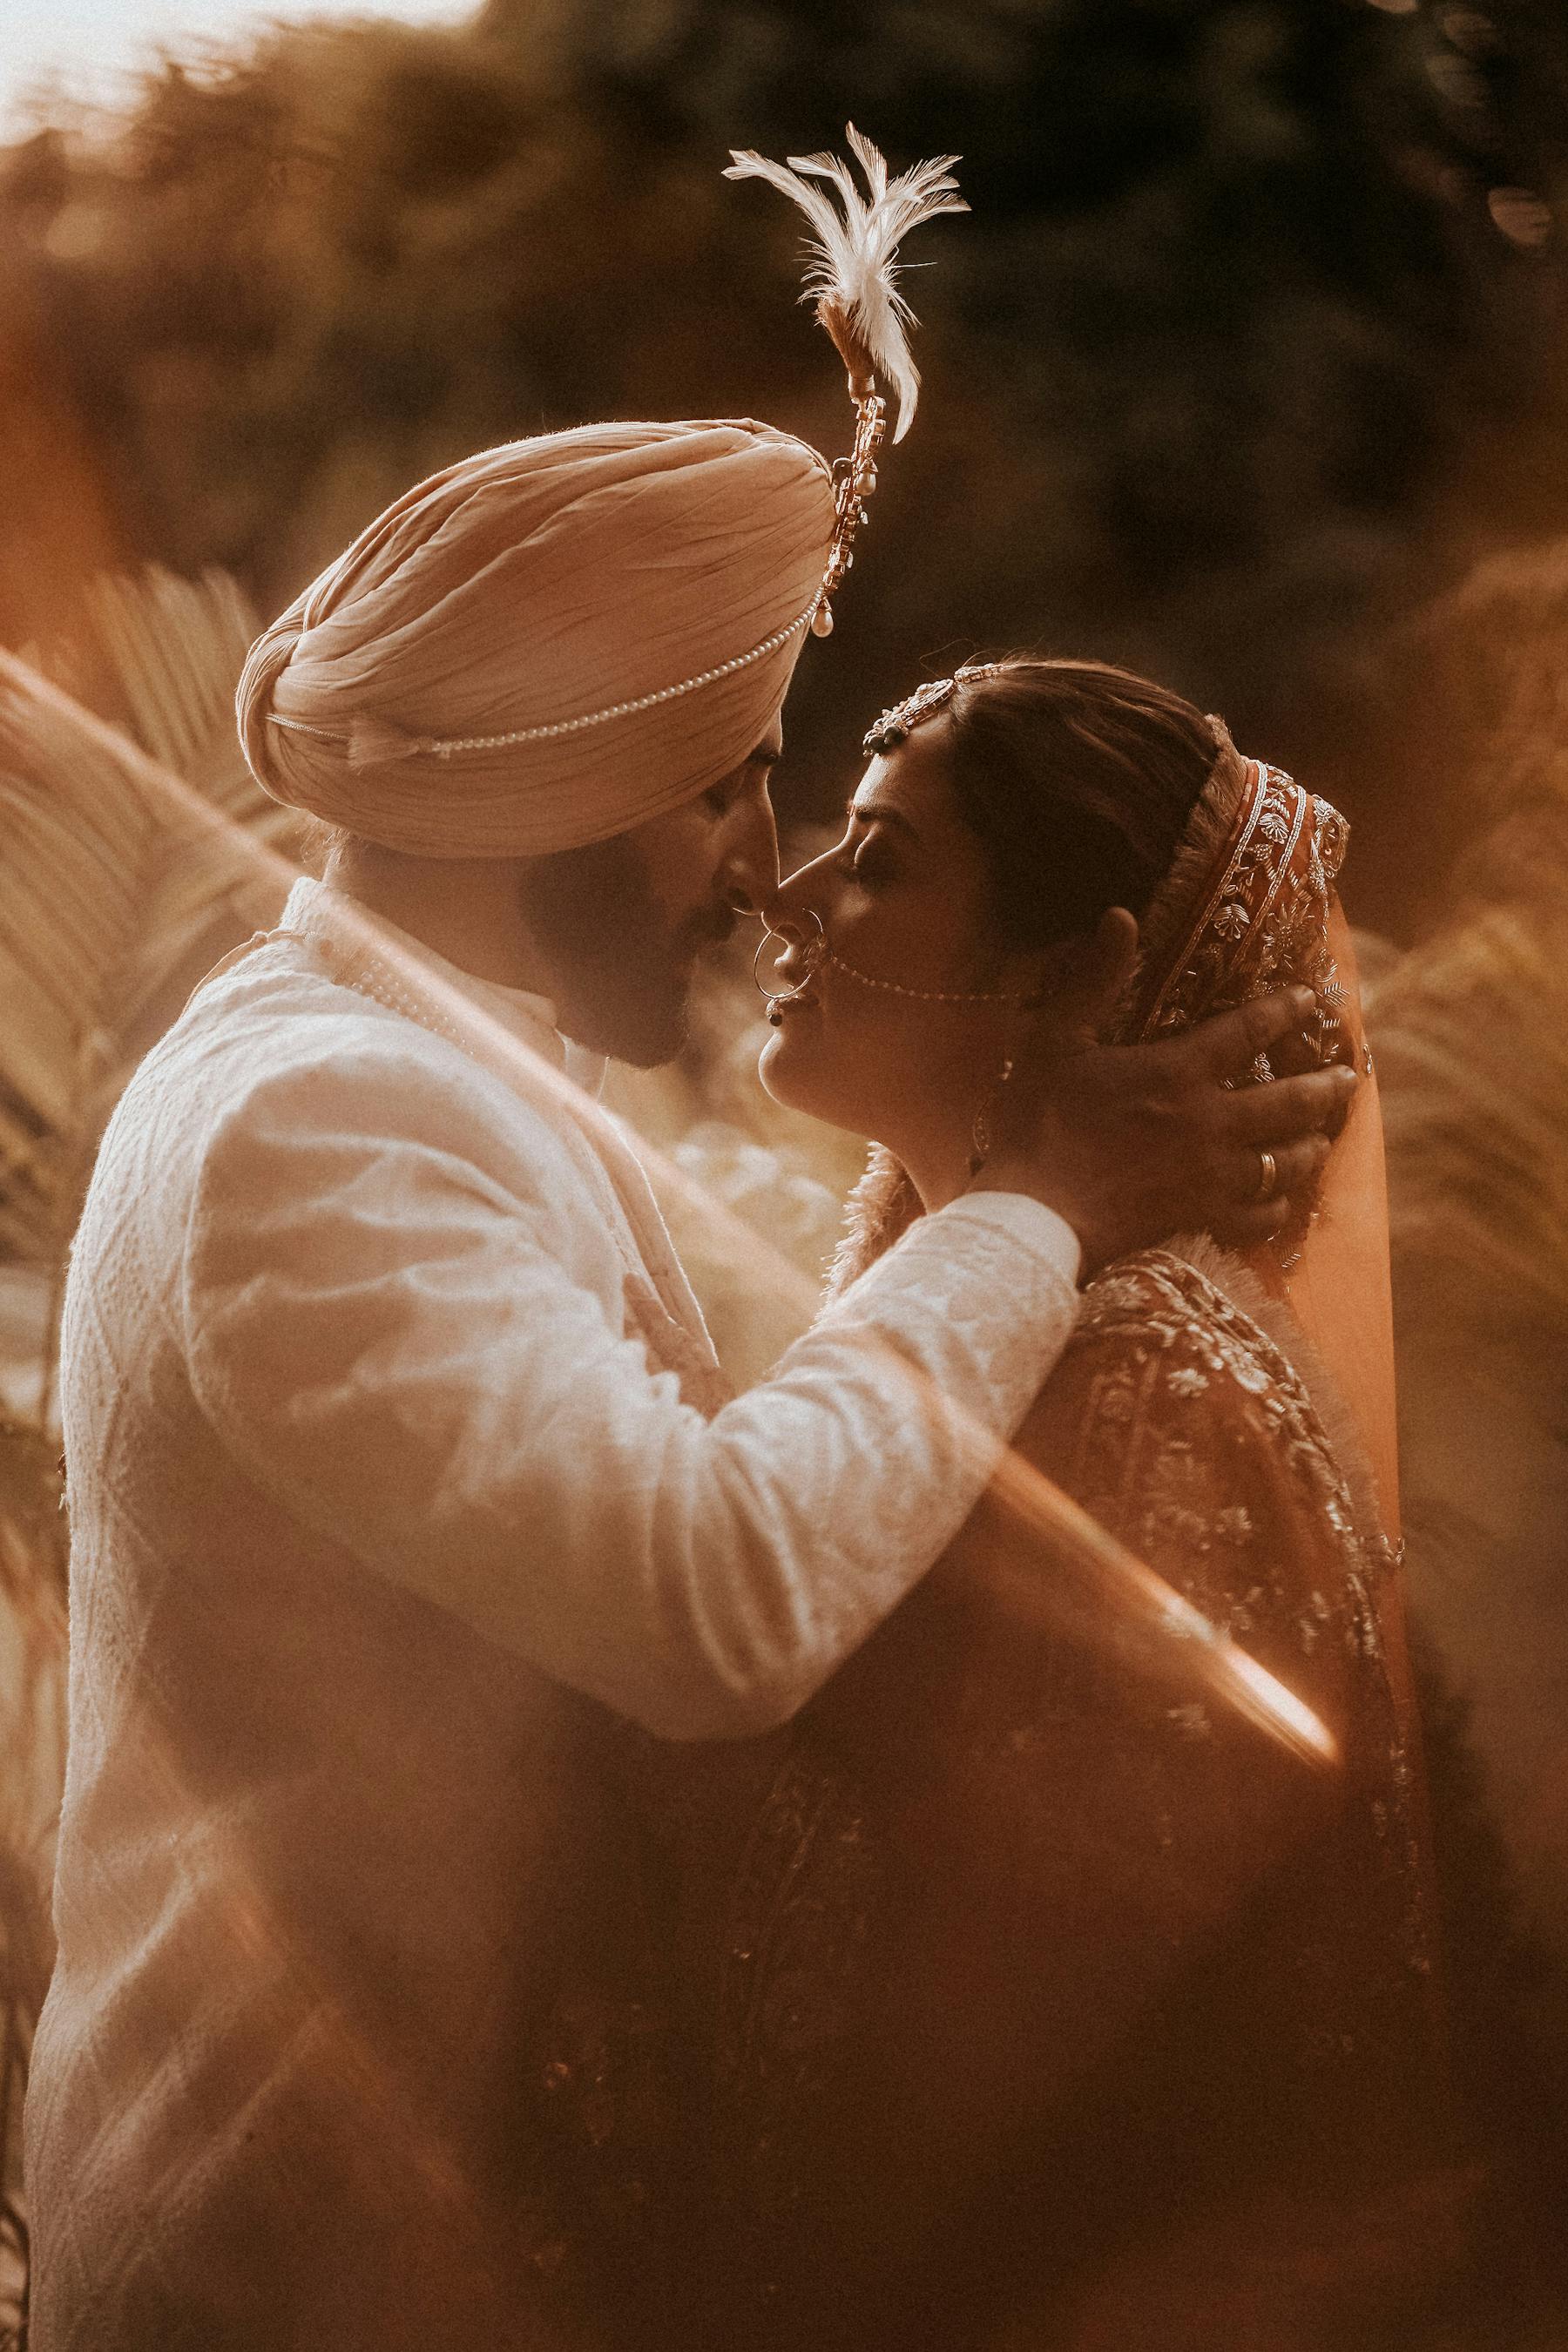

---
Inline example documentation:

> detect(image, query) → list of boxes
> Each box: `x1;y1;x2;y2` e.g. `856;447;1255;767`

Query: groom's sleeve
184;1048;1082;1740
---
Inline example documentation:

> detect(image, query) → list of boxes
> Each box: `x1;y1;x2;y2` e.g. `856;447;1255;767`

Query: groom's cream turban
237;420;835;859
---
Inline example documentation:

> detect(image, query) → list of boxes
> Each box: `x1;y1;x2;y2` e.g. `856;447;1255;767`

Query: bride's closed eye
836;818;900;889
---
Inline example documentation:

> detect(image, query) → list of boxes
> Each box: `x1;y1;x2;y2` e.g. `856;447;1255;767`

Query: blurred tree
0;0;1565;921
0;237;129;651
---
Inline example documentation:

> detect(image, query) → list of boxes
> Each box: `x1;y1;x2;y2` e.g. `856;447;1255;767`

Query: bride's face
758;717;1033;1151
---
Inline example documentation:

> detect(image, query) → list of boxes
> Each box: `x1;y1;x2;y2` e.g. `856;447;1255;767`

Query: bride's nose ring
754;909;826;1024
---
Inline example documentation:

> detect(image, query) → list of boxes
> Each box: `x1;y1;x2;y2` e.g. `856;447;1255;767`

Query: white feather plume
725;123;967;443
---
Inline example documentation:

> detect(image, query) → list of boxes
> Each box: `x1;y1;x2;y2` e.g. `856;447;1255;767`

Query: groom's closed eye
705;744;781;815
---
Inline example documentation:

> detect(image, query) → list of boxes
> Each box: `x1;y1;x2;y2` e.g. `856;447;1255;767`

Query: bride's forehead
851;724;962;825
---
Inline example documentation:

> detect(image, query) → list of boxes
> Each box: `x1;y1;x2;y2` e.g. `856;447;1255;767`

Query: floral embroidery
1130;764;1351;1078
679;1247;1436;2328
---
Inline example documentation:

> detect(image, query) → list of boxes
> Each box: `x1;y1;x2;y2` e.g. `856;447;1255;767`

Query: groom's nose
718;777;781;916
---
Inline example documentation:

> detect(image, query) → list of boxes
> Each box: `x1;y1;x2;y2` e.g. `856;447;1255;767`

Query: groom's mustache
676;902;740;954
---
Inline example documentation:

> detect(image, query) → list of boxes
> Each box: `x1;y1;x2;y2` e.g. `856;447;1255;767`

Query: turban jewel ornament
726;125;969;636
233;131;966;857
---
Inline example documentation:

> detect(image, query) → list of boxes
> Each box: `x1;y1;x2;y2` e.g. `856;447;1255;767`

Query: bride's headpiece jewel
862;664;1001;750
727;126;968;638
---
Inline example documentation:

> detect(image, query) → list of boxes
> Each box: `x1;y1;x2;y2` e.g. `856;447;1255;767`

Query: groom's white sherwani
27;880;1079;2351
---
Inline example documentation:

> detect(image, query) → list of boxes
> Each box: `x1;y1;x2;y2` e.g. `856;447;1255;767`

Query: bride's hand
971;911;1355;1273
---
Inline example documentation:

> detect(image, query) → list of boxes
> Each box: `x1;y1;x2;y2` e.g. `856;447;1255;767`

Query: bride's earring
968;1054;1017;1179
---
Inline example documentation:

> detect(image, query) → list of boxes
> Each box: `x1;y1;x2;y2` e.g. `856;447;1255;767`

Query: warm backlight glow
0;649;1341;1774
2;0;477;127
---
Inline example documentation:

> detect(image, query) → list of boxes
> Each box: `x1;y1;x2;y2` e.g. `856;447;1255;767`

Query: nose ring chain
826;948;1037;1008
755;908;1037;1021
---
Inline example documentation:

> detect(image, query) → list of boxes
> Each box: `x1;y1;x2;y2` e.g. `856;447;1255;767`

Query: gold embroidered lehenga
558;750;1463;2349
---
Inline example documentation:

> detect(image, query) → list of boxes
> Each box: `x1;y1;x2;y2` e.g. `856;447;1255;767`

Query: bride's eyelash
836;819;896;885
837;848;892;889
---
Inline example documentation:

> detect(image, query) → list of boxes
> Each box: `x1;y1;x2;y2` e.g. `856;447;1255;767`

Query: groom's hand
973;985;1356;1275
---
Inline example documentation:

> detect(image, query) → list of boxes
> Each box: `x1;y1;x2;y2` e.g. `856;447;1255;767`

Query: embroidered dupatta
1121;740;1400;1548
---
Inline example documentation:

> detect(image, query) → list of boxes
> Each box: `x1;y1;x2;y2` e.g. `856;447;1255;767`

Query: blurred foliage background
3;0;1568;927
3;1;1568;2340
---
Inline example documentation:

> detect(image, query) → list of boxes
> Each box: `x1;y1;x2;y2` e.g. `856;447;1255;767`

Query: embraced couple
26;410;1450;2352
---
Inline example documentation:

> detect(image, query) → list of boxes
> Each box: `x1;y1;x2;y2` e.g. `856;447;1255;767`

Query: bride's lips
767;948;825;1010
773;928;828;982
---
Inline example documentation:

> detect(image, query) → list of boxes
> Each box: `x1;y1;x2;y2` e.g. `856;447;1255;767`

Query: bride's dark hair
828;656;1231;1293
926;656;1224;945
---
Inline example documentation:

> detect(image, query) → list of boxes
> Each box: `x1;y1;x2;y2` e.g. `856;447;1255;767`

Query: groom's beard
517;835;732;1068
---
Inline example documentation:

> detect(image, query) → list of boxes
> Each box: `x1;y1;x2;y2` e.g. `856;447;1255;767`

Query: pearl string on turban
236;420;835;860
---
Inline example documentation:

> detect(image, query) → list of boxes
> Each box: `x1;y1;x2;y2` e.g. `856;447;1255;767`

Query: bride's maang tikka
862;663;1002;751
726;125;968;638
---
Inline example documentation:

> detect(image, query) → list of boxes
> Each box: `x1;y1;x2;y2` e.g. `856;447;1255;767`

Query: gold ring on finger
1254;1148;1279;1203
